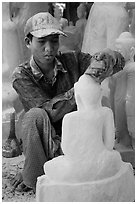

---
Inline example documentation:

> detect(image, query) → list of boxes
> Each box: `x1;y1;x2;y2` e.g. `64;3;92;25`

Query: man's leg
11;108;62;191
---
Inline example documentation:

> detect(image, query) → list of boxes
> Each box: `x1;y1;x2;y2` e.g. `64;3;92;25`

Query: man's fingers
13;179;21;188
10;172;23;187
11;177;21;186
10;178;16;186
10;177;18;185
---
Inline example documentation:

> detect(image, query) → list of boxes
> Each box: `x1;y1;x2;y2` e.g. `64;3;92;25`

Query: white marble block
36;162;134;202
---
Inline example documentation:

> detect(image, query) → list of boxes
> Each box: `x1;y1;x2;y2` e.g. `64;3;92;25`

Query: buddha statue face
74;74;102;109
54;5;64;19
115;32;135;62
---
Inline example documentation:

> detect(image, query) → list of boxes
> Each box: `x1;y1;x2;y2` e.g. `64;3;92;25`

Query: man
11;12;125;192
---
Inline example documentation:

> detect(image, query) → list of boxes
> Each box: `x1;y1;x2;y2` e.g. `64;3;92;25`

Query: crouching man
11;12;125;192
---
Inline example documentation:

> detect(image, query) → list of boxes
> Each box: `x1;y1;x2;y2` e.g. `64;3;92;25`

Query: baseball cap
24;12;67;38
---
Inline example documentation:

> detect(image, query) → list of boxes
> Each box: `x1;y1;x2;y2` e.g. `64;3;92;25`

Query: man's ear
24;37;31;48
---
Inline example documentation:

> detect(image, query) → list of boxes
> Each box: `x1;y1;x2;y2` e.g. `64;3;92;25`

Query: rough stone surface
36;162;134;202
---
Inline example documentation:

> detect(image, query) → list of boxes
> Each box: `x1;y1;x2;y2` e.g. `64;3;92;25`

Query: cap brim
30;28;67;38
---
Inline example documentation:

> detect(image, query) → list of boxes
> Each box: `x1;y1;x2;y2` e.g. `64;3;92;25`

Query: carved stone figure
59;3;88;52
53;3;68;30
82;2;129;55
75;3;87;50
43;75;122;183
2;2;23;117
36;70;134;202
110;32;135;150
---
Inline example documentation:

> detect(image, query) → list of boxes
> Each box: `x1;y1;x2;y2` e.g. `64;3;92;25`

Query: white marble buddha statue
82;2;129;55
44;74;122;183
76;3;87;29
36;59;135;202
75;3;87;50
110;32;135;149
53;3;68;30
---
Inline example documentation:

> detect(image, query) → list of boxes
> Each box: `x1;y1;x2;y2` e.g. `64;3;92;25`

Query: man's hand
52;87;75;109
94;48;125;74
64;87;74;99
85;49;125;83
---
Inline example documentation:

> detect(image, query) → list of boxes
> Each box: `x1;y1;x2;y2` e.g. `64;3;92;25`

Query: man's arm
12;71;76;123
41;88;76;123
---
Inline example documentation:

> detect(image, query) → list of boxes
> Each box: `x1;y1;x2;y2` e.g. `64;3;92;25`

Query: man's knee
24;108;49;123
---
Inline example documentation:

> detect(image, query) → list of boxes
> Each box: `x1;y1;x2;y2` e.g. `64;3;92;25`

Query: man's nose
44;41;53;51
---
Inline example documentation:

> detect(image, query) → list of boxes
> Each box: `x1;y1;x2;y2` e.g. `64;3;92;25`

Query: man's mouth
44;55;53;59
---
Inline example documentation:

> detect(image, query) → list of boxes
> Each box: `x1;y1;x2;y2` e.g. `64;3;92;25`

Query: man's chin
42;57;54;64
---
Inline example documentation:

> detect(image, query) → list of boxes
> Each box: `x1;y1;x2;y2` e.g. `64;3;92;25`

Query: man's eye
52;39;58;43
38;40;45;44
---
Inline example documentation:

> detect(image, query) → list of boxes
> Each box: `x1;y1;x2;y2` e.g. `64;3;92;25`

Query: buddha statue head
53;3;65;20
77;3;88;19
74;74;102;110
115;32;135;62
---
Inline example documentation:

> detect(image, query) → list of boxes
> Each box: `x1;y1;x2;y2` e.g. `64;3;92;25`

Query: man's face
28;34;59;64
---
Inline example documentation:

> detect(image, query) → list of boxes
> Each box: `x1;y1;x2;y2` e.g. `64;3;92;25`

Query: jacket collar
30;56;67;81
